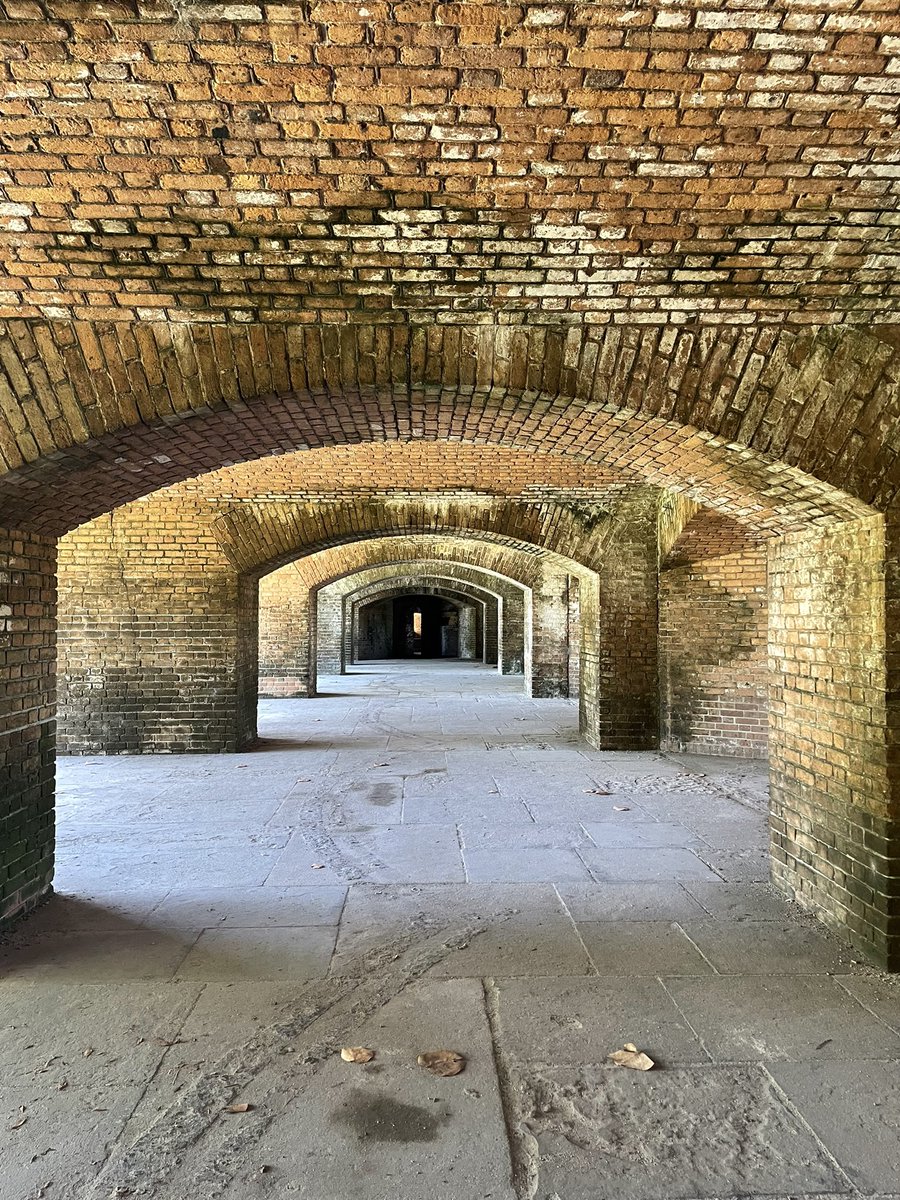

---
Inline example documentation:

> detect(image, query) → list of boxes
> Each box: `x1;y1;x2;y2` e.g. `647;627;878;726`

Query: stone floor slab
577;920;715;976
580;846;721;883
175;925;338;981
684;919;848;975
665;976;900;1061
0;929;193;982
557;882;708;922
463;846;594;883
514;1064;845;1200
492;976;708;1066
768;1060;900;1193
0;1085;145;1200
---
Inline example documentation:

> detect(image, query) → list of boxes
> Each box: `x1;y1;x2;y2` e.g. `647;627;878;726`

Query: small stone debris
417;1050;466;1077
613;805;630;812
82;1047;94;1058
340;1046;375;1064
584;788;611;796
608;1043;654;1071
223;1103;254;1113
311;863;325;870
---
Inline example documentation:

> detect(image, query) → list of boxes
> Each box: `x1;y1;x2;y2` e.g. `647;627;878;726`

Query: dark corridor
357;594;460;659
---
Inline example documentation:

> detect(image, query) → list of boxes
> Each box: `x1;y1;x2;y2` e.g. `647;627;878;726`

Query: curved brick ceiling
266;535;562;590
213;495;604;576
0;322;890;534
272;554;523;602
1;2;898;326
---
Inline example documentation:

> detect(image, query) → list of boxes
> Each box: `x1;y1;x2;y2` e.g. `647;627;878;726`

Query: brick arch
260;554;524;695
0;322;889;536
255;534;592;704
350;583;489;665
322;566;518;676
221;495;607;578
268;535;567;593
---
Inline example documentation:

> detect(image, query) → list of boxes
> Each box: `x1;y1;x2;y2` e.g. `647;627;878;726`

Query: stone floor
2;661;899;1200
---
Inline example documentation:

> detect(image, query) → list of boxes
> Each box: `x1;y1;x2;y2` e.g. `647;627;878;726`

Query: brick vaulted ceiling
1;0;898;328
0;1;899;534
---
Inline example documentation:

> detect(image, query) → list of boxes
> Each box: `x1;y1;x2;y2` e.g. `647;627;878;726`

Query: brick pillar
529;567;570;698
458;603;478;660
0;530;56;925
498;589;526;675
315;589;344;677
580;492;659;749
259;567;316;696
567;574;581;699
484;597;499;666
769;514;900;970
58;512;256;753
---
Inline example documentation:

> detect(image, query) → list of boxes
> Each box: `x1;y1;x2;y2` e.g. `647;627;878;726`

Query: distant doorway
357;594;461;659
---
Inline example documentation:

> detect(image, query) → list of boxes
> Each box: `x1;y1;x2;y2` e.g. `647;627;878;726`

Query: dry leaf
224;1103;254;1113
10;1115;27;1129
82;1047;94;1058
340;1046;375;1064
311;863;325;870
417;1050;466;1077
609;1046;654;1071
613;805;630;812
584;788;611;796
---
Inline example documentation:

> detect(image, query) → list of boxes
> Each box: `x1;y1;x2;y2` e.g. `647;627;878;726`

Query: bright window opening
413;610;423;636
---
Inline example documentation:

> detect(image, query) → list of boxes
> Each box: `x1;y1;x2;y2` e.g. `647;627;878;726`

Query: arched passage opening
343;582;494;670
2;342;897;967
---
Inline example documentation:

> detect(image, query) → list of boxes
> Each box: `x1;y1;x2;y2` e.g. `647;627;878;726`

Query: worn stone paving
1;662;899;1200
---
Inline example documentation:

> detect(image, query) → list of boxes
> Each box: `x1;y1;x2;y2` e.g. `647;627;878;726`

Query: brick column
484;597;499;666
769;514;900;970
316;589;344;676
498;589;526;675
528;567;570;698
258;569;316;696
580;492;659;749
0;530;56;925
659;549;768;758
458;603;478;660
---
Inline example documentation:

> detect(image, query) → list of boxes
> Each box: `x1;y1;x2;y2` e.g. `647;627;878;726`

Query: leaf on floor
340;1046;375;1064
224;1103;254;1113
613;805;630;812
584;788;611;796
311;863;325;869
608;1044;654;1071
417;1050;466;1077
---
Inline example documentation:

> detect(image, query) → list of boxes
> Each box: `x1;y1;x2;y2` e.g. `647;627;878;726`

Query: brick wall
0;529;56;924
57;503;253;753
660;550;768;758
769;516;899;970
